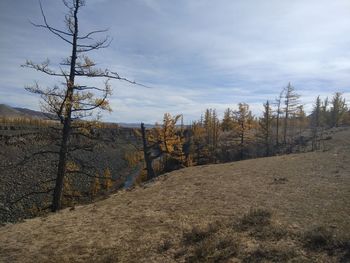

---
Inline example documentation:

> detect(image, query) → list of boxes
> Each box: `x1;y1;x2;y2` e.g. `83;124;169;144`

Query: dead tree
23;0;146;212
274;89;284;149
259;100;273;156
141;123;155;179
283;83;300;146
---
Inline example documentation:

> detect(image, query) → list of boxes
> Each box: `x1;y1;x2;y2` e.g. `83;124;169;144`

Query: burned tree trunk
141;123;155;180
24;0;147;212
51;0;79;212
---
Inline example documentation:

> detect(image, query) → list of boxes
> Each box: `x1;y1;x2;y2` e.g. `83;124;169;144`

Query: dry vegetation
0;127;349;262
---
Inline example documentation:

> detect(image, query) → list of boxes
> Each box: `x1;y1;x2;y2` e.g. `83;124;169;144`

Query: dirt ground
0;127;349;262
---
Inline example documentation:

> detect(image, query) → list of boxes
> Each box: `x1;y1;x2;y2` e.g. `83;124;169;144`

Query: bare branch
75;69;151;88
77;29;109;40
77;36;112;52
30;1;74;45
22;60;66;77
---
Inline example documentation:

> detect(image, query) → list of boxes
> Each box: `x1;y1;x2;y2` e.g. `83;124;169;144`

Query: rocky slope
0;123;142;223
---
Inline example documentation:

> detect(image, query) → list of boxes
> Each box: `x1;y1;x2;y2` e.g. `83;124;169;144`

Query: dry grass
0;127;350;262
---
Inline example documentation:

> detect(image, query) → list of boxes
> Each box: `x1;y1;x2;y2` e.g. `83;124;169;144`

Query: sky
0;0;349;123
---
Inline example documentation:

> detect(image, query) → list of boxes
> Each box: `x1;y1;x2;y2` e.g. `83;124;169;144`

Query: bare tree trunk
240;122;244;160
283;95;289;146
52;116;71;211
24;0;146;212
266;115;270;157
52;1;79;212
275;90;283;150
141;123;155;180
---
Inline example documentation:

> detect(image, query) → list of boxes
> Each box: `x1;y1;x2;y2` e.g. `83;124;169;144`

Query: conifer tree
149;113;185;172
222;108;234;131
211;109;220;150
330;92;347;127
90;177;100;198
204;109;213;145
321;97;330;127
283;83;300;145
296;105;307;134
311;96;322;150
103;168;113;190
141;122;156;180
190;121;206;164
312;96;322;128
274;89;284;147
233;103;254;160
23;0;144;211
259;100;273;156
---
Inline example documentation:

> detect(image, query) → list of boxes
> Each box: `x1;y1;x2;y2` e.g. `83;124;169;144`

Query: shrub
302;226;333;251
236;208;272;231
183;225;215;245
180;222;238;263
249;224;287;241
157;239;172;253
185;235;238;263
242;247;297;263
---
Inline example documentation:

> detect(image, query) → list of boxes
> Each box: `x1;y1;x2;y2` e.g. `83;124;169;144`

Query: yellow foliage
90;177;101;198
149;113;185;161
124;150;143;167
0;116;56;127
27;204;40;217
62;177;81;207
103;168;113;190
134;169;148;186
66;161;79;172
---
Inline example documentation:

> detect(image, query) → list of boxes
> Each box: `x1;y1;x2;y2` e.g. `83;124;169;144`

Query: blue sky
0;0;349;123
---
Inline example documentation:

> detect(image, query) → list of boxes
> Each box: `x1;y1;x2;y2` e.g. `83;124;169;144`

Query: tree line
139;88;349;181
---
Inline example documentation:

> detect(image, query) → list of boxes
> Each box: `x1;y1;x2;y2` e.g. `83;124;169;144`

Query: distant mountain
0;104;54;120
118;122;155;128
0;104;153;127
14;107;53;119
0;104;27;118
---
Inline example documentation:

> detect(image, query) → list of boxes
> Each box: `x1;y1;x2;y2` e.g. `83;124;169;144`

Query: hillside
0;104;26;118
0;104;57;120
0;127;349;262
0;124;141;223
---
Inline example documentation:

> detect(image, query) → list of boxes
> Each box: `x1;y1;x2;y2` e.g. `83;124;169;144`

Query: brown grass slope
1;128;350;262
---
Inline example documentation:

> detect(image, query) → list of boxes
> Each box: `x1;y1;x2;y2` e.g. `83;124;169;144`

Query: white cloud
1;0;350;123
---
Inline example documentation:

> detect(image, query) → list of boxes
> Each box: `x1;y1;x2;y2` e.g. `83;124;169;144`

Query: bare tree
282;83;300;145
274;89;284;148
330;92;347;127
233;103;254;160
259;100;273;156
23;0;145;212
141;123;156;180
311;96;321;150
